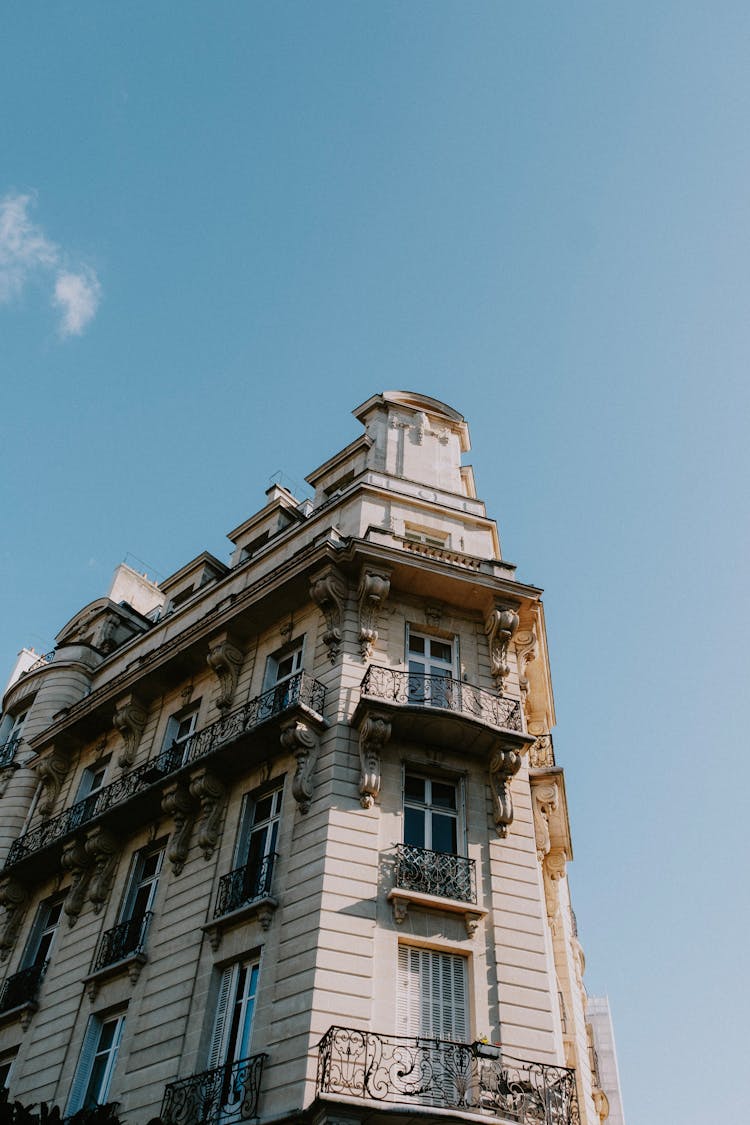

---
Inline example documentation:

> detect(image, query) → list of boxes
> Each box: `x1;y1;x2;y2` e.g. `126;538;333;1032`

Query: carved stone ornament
357;568;391;660
35;749;68;817
514;623;538;711
113;693;147;769
592;1087;610;1122
529;734;555;769
60;839;92;927
85;827;120;914
532;781;559;862
206;633;243;712
309;565;348;662
484;603;520;695
488;747;522;837
0;878;28;961
357;712;392;808
189;768;227;860
280;719;319;814
0;765;16;799
543;847;567;932
162;781;197;874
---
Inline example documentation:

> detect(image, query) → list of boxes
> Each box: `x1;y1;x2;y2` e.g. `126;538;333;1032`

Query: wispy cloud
0;191;101;336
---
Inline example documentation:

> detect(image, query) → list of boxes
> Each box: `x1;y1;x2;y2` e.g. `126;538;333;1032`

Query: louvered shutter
66;1017;102;1114
207;966;234;1069
397;948;468;1042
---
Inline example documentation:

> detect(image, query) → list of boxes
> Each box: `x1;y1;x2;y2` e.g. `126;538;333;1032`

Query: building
586;997;626;1125
0;391;616;1124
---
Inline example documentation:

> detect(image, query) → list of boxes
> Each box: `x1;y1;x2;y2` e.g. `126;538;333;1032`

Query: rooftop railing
161;1053;267;1124
317;1027;579;1125
360;667;523;732
4;672;325;870
394;843;476;904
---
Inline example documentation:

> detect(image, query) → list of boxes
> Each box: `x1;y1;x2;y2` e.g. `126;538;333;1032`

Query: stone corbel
514;621;538;713
532;781;559;862
529;734;555;769
592;1087;610;1122
85;827;120;914
542;847;567;933
206;632;244;712
113;693;147;769
484;602;520;695
309;565;348;662
357;712;392;808
162;781;197;874
0;765;17;799
35;748;68;817
357;567;391;660
0;878;28;961
189;769;227;860
488;747;522;837
61;839;93;927
280;719;319;814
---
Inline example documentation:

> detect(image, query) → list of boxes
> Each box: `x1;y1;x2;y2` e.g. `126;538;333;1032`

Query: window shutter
397;948;468;1043
67;1017;101;1114
207;966;233;1069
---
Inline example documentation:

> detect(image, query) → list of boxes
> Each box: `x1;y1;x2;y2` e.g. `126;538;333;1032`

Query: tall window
0;708;27;749
0;1051;16;1093
116;843;164;955
263;640;304;715
209;960;260;1072
403;775;460;855
237;786;282;897
21;896;63;970
407;631;454;707
397;946;468;1042
69;759;110;829
67;1013;125;1114
162;703;200;767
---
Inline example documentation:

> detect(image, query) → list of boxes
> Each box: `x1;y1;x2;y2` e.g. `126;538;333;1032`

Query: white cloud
0;191;101;336
53;268;101;337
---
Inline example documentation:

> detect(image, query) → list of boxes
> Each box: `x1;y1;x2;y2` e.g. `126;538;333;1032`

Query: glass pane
404;807;426;849
431;814;457;855
404;776;425;803
431;782;457;810
429;640;452;663
408;635;425;655
253;795;273;824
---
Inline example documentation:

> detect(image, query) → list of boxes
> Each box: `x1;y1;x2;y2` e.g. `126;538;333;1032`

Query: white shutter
66;1017;102;1114
397;948;468;1043
208;966;234;1069
397;946;423;1037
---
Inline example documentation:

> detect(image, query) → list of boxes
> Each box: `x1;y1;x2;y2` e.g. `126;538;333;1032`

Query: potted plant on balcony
473;1036;502;1060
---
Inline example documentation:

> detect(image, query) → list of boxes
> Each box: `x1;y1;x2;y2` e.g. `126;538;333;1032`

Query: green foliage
0;1097;165;1125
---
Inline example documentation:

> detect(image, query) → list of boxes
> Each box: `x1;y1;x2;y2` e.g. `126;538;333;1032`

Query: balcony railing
5;672;325;870
215;854;276;919
394;844;476;904
92;911;153;973
161;1053;267;1124
0;961;47;1013
0;736;20;769
317;1027;579;1125
360;667;523;732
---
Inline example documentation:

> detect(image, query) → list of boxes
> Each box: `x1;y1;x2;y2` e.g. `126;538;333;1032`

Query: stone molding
206;632;243;712
161;781;197;875
280;718;319;814
309;564;348;662
60;839;92;927
488;747;522;837
357;712;392;808
0;878;28;961
387;887;486;937
35;749;68;817
357;567;391;660
484;602;520;694
113;693;147;769
189;769;226;860
85;826;120;913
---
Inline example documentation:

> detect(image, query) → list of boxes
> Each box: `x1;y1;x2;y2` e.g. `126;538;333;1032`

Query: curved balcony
317;1026;579;1125
3;673;325;879
354;667;532;757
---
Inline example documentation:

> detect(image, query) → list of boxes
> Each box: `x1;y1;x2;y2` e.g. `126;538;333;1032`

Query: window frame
401;768;466;857
67;1011;126;1115
162;700;201;765
208;958;261;1072
396;945;469;1042
20;894;64;970
263;638;305;692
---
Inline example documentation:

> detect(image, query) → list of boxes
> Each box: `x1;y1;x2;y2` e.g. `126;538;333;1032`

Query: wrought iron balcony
0;736;20;769
161;1053;267;1124
0;961;47;1014
394;844;476;904
215;854;276;919
360;667;523;732
5;672;325;872
92;911;153;973
317;1027;579;1125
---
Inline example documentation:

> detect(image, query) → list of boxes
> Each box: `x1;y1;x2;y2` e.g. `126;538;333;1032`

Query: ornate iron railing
5;673;325;869
0;961;48;1013
215;854;276;918
394;844;476;903
161;1053;267;1124
317;1027;579;1124
360;667;523;732
92;911;153;973
0;736;20;769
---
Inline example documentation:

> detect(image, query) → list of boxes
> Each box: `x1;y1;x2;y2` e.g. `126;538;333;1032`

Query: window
0;709;28;764
69;758;110;829
0;1051;16;1093
104;843;164;963
21;896;63;970
404;525;450;549
209;960;259;1074
262;640;304;715
162;703;200;768
397;946;468;1042
403;774;460;855
407;631;455;707
67;1012;125;1114
237;786;282;896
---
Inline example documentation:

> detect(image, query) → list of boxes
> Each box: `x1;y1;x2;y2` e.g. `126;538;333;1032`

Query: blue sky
2;4;749;1119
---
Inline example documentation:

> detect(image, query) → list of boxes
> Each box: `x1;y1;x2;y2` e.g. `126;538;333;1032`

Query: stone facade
0;392;615;1125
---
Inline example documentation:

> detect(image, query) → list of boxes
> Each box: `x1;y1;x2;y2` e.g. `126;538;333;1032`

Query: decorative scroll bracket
85;826;120;914
162;781;197;875
514;622;538;713
0;878;28;961
484;602;520;695
35;748;68;817
189;768;227;860
113;693;148;769
207;632;243;712
357;567;391;660
280;719;319;814
61;838;93;927
357;712;392;809
543;847;567;934
310;564;348;662
488;747;523;837
532;781;559;863
529;734;555;769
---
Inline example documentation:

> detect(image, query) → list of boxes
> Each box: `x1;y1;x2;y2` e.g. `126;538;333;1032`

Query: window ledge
387;888;487;937
0;1000;37;1031
203;895;279;951
83;952;147;1000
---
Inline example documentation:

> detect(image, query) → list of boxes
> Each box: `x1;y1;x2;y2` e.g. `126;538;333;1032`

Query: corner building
0;393;613;1125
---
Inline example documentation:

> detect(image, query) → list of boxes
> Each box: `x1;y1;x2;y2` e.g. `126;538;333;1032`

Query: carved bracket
207;632;243;712
532;781;559;862
357;567;391;660
0;765;17;799
85;827;120;914
529;734;555;769
484;602;520;695
280;719;319;814
113;693;147;769
162;781;197;874
488;747;522;837
35;749;68;817
0;878;28;961
543;847;567;933
60;839;93;927
514;623;538;713
189;769;227;860
357;712;392;808
309;565;348;662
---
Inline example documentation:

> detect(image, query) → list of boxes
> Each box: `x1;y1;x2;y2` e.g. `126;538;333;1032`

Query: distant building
0;392;620;1124
587;996;626;1125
